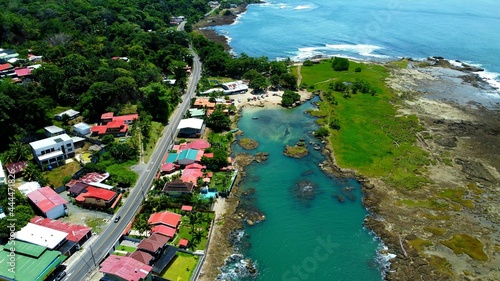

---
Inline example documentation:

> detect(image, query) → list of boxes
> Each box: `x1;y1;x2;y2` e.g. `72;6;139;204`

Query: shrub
281;90;301;107
314;127;330;138
303;60;313;66
331;57;349;71
354;67;362;72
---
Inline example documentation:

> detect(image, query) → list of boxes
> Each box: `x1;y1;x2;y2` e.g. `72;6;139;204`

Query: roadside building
177;118;205;138
29;134;75;168
0;241;66;281
15;223;68;250
75;186;120;209
27;186;68;219
30;216;92;247
100;255;153;281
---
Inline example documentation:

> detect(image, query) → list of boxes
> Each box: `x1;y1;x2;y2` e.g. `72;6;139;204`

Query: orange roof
112;114;138;122
194;99;216;109
178;238;189;247
148;211;181;228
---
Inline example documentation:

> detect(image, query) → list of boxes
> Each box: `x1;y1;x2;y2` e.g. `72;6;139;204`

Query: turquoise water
226;100;383;280
213;0;500;89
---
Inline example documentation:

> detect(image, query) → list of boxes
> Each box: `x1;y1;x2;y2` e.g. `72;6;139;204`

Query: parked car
55;271;66;281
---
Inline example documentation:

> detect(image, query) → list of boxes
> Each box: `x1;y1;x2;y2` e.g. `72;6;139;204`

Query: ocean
222;100;389;281
213;0;500;90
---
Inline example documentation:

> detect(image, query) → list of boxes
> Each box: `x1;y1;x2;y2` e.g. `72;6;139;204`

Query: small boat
252;117;258;120
314;145;321;150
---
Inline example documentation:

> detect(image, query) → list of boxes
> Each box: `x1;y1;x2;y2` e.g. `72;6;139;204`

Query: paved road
64;50;201;281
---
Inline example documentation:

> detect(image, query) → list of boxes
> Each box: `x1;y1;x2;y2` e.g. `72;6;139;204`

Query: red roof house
150;225;176;239
178;238;189;248
181;168;204;185
14;67;31;77
148;211;181;229
92;113;138;136
181;205;193;212
129;250;154;265
4;161;27;176
30;216;92;246
137;239;164;255
75;186;118;209
27;187;68;219
100;255;152;281
0;63;13;71
160;163;179;173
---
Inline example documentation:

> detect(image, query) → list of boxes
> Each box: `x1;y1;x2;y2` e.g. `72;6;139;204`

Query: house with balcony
29;134;75;168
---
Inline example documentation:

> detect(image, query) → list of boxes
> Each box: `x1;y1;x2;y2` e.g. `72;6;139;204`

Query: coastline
192;5;500;280
193;4;249;51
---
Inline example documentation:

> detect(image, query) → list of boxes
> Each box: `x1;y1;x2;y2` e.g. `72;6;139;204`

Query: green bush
314;127;330;138
354;67;362;72
331;57;349;71
281;90;301;107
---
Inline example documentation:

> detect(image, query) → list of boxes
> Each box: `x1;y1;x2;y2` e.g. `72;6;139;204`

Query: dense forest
0;0;296;154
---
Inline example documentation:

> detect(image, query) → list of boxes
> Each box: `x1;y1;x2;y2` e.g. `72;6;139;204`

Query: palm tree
23;164;40;181
6;141;31;162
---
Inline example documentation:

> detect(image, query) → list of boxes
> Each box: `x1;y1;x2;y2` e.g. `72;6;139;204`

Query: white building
44;125;64;137
29;134;75;168
0;161;6;185
73;122;91;136
177;118;206;138
18;181;41;195
54;109;80;121
15;223;68;250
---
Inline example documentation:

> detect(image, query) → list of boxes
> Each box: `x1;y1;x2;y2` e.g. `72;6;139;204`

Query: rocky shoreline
193;4;500;280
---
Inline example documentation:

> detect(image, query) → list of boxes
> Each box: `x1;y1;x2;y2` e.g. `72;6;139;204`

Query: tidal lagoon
222;99;386;280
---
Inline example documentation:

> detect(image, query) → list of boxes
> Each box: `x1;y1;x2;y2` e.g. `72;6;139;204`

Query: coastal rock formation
238;137;259;150
291;180;318;205
283;144;309;158
254;152;269;162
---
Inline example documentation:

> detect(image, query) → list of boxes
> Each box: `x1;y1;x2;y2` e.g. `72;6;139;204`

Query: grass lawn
173;212;214;251
116;245;136;253
43;161;81;187
297;59;430;189
104;160;138;187
210;172;232;192
161;253;199;281
207;131;233;151
85;217;107;234
143;121;164;162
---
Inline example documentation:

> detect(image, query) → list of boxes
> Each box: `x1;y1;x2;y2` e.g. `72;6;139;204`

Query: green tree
206;109;231;132
281;90;300;107
139;82;173;123
332;57;349;71
249;74;268;92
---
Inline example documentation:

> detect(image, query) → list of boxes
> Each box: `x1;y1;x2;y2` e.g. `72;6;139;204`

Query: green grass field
43;161;81;187
297;59;430;189
161;253;199;281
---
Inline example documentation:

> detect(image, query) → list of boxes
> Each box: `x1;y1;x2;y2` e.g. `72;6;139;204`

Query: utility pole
89;246;96;267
